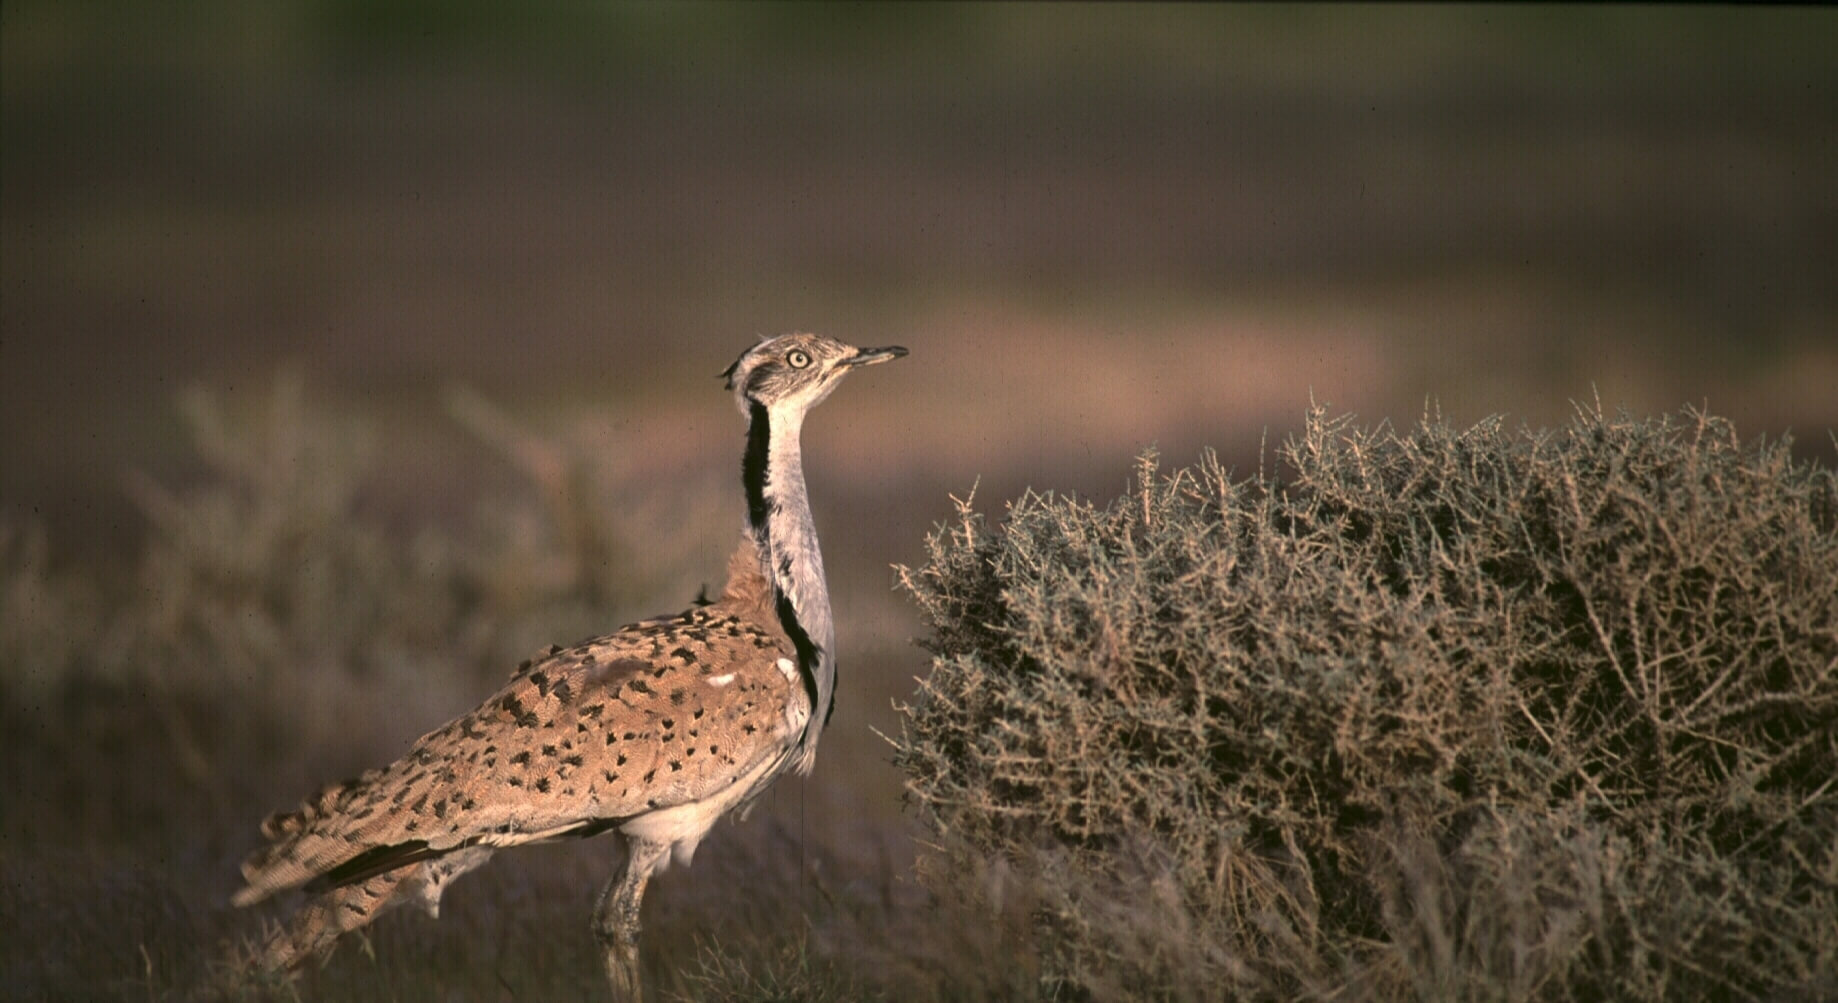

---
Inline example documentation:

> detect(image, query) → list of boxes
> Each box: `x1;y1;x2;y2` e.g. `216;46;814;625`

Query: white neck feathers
742;400;835;773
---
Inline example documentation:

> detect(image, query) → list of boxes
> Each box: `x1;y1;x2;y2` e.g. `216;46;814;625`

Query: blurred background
4;3;1836;997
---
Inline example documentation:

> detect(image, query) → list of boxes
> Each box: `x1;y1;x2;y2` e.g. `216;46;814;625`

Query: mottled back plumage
235;539;799;902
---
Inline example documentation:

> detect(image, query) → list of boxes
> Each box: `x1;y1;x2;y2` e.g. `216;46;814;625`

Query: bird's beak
844;345;909;368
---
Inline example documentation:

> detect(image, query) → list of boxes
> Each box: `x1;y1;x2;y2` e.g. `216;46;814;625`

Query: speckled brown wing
233;604;802;907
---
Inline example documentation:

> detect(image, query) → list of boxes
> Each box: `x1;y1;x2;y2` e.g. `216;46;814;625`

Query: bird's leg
594;836;670;1001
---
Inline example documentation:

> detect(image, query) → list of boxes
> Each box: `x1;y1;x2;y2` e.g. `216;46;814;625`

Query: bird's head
722;333;907;417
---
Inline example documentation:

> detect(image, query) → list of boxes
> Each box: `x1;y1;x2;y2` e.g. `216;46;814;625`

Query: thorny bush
894;403;1838;1002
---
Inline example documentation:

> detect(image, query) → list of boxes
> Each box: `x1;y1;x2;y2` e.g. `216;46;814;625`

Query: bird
232;333;907;999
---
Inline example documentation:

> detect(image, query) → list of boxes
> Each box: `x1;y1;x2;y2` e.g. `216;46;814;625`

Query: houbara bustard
233;333;906;999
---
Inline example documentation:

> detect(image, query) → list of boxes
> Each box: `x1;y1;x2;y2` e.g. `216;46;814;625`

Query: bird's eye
786;349;812;369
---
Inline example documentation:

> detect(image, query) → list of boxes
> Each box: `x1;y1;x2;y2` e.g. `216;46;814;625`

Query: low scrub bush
894;403;1838;1002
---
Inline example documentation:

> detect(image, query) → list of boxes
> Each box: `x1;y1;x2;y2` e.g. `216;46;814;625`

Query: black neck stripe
743;400;771;531
741;398;824;726
777;591;823;720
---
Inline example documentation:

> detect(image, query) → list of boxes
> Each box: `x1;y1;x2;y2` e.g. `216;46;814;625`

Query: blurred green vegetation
8;3;1836;94
8;5;1834;530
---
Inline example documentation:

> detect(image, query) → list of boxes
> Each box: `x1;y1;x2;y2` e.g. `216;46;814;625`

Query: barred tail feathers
235;768;387;907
